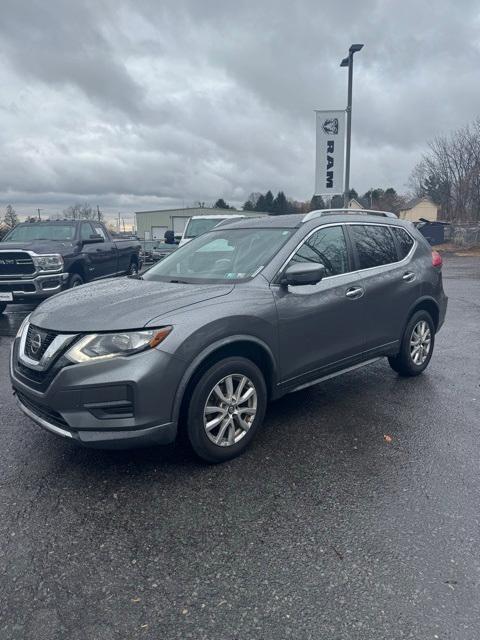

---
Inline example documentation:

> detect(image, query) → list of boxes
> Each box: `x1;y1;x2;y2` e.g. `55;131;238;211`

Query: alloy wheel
203;374;257;447
410;320;431;365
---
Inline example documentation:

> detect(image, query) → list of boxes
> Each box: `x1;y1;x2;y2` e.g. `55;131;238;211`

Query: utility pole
340;44;364;207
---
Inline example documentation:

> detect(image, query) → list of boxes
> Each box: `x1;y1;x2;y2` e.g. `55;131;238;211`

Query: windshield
184;218;230;239
4;224;75;242
143;227;293;283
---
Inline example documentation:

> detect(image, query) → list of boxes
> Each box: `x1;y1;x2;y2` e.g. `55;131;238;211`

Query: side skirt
286;357;382;395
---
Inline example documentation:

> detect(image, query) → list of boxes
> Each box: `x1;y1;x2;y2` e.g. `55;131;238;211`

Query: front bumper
0;272;69;302
10;339;185;449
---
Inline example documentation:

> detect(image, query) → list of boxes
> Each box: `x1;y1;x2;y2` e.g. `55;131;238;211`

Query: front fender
169;333;278;425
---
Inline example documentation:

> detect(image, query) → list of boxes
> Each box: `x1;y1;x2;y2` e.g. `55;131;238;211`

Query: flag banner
315;110;346;196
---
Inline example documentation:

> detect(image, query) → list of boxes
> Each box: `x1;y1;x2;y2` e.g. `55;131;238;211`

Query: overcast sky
1;0;480;221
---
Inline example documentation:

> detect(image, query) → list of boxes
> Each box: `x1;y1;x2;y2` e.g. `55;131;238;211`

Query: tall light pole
340;43;364;207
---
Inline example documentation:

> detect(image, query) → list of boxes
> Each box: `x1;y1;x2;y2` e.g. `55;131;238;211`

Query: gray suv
10;210;447;463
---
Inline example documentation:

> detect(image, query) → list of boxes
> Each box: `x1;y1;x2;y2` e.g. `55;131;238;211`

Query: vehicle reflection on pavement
0;304;37;338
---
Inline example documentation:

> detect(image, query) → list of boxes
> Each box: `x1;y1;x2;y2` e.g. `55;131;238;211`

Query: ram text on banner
315;110;346;196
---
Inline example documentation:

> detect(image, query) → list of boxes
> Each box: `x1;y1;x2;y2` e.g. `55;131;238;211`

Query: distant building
135;207;265;240
399;196;439;222
347;198;364;210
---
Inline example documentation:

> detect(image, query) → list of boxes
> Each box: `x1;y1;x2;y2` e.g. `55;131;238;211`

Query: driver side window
290;225;349;277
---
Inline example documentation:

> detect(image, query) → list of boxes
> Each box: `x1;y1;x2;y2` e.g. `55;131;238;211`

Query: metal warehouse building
135;207;265;241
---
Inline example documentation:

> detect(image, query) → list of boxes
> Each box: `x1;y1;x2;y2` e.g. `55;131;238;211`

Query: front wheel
0;302;7;315
67;273;84;288
187;357;267;463
388;310;435;377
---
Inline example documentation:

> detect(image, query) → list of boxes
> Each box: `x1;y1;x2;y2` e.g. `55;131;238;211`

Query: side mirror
281;262;326;286
82;234;104;244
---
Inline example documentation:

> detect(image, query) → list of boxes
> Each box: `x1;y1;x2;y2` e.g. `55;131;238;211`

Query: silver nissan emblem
30;332;42;355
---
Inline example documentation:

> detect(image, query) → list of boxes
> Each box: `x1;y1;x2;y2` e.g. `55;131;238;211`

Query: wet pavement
0;256;479;639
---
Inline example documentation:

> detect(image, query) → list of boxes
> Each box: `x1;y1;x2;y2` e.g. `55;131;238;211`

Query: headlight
33;254;64;271
65;327;172;363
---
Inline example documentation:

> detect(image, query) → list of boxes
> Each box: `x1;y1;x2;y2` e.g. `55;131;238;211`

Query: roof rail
302;208;397;223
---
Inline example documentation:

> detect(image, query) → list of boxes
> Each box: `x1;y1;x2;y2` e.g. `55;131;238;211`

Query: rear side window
290;225;349;277
392;227;414;259
93;225;107;240
350;225;397;269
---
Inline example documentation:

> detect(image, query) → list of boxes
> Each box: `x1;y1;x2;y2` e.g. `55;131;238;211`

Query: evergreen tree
255;194;267;212
4;204;18;228
271;191;289;215
214;198;230;209
331;195;344;208
243;200;255;211
309;195;326;211
264;190;274;213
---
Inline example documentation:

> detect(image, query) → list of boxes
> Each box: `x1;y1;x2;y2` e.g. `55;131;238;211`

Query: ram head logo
322;118;339;135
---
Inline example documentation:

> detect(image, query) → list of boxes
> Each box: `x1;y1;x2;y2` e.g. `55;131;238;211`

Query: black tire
67;273;84;288
388;310;435;377
127;260;139;276
0;302;7;315
187;357;267;463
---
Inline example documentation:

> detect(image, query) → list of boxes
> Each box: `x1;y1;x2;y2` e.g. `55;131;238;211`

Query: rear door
345;223;420;351
91;223;118;276
272;224;368;384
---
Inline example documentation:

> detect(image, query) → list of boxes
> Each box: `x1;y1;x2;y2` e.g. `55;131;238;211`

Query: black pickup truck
0;220;141;314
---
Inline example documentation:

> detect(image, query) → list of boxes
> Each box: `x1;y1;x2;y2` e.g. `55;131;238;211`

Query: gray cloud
1;0;480;219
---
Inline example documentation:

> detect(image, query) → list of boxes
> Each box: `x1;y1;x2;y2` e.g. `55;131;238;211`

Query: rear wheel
0;302;7;315
127;260;139;276
67;273;84;288
388;310;435;377
187;357;267;463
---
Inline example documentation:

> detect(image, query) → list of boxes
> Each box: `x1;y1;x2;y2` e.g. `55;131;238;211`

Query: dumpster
415;219;450;245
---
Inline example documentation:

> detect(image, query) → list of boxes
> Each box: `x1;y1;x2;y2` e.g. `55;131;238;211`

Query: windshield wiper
169;279;189;284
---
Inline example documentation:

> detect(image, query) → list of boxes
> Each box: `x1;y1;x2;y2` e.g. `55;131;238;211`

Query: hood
0;240;75;254
30;277;234;333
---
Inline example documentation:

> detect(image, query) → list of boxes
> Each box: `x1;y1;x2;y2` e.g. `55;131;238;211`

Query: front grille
0;283;36;293
0;252;35;276
16;361;49;383
16;391;70;430
25;324;58;362
14;354;72;392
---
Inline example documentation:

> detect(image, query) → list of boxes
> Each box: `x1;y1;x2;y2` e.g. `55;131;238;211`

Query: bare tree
63;202;95;220
3;204;18;228
409;119;480;221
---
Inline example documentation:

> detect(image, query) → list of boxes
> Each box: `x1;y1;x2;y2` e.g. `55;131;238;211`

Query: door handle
402;271;416;282
345;286;364;299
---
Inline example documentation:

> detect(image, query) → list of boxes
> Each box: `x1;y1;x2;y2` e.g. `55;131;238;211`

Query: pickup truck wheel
128;260;139;276
0;302;7;315
388;310;435;377
187;357;267;463
67;273;84;288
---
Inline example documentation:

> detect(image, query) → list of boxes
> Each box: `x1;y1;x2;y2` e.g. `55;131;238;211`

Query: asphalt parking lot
0;255;479;640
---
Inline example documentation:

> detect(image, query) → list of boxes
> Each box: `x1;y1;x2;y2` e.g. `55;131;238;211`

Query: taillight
432;250;442;267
